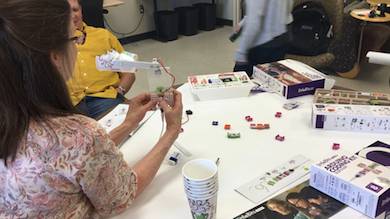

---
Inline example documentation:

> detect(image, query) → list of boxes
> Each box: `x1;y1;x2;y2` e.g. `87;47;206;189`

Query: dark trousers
234;42;291;77
76;93;125;119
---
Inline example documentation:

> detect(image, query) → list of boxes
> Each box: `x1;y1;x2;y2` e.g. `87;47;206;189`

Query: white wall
104;0;233;39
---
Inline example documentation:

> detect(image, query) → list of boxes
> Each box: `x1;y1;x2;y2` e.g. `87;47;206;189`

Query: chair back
293;0;344;42
80;0;105;28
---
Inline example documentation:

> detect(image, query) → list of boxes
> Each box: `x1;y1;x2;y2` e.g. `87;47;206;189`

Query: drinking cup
186;190;218;219
182;159;218;184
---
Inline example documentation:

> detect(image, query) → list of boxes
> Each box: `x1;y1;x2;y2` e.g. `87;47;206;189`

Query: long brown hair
0;0;79;167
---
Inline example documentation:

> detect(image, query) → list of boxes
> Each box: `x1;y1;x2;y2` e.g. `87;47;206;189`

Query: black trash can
193;3;216;31
154;10;179;41
175;6;199;36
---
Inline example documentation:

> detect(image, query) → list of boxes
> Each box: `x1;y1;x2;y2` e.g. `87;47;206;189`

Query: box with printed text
310;149;390;218
252;59;335;99
311;104;390;134
188;72;254;101
311;89;390;133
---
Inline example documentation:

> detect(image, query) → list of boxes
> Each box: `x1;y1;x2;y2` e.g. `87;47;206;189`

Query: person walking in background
233;0;294;77
67;0;136;119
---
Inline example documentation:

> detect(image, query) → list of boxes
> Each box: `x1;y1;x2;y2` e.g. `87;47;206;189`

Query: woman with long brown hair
0;0;182;218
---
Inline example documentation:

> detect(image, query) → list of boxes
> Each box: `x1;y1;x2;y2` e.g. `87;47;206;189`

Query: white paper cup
185;185;218;198
182;173;218;185
182;159;218;184
183;175;218;189
186;191;218;219
184;180;218;193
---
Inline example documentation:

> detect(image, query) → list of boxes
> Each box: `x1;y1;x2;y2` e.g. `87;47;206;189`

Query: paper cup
183;173;218;185
186;191;218;219
183;175;218;189
182;159;218;184
185;185;218;198
184;180;218;193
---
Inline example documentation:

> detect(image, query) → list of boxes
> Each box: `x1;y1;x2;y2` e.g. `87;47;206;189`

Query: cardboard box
311;89;390;133
355;141;390;219
188;72;254;101
356;141;390;168
310;149;390;218
311;104;390;133
252;59;335;99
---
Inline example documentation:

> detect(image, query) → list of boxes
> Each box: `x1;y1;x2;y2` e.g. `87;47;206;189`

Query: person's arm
115;73;136;96
109;92;157;145
108;31;136;96
79;90;182;215
132;89;183;197
76;117;138;215
235;0;266;63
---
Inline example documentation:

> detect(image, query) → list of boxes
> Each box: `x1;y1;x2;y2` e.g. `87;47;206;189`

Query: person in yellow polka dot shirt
66;0;135;119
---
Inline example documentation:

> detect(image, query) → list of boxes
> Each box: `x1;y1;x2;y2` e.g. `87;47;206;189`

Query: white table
102;84;387;218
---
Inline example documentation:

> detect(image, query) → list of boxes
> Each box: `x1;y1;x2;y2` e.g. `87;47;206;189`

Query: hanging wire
103;11;144;45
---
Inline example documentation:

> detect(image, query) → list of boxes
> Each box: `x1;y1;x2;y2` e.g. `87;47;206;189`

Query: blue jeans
234;42;291;77
76;93;125;119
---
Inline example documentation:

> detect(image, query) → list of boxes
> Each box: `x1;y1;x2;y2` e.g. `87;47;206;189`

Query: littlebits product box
310;149;390;218
311;104;390;134
252;59;335;99
356;141;390;168
312;89;390;133
188;72;254;101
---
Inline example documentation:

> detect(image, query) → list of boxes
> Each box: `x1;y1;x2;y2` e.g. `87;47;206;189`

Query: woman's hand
158;89;183;137
109;93;156;146
125;93;157;126
131;90;183;197
234;25;241;33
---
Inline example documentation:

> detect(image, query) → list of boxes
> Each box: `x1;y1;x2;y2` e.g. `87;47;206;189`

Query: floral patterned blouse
0;114;137;218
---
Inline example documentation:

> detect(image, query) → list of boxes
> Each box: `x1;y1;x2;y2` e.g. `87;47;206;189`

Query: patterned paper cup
182;159;218;184
185;185;218;198
186;191;218;219
183;174;218;190
184;179;218;193
182;173;218;186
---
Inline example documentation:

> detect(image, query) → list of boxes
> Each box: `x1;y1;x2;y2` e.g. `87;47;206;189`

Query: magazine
234;180;346;219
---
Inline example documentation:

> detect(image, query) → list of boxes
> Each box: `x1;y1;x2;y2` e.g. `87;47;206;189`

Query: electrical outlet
139;5;144;14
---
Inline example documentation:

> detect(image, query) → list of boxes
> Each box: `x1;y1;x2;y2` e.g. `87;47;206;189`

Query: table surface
367;0;390;6
350;9;390;22
103;0;124;8
101;83;388;219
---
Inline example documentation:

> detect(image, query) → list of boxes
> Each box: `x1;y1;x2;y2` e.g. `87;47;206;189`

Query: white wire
159;108;165;139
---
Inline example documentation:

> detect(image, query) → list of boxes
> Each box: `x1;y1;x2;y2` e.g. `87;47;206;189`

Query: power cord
156;57;176;93
103;11;144;45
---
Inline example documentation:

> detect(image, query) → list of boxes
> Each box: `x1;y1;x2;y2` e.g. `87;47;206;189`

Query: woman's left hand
125;92;157;125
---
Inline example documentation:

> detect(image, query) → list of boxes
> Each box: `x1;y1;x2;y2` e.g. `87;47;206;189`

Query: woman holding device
0;0;182;218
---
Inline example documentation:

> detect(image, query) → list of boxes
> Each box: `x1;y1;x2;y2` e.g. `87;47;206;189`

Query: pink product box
252;59;334;99
310;149;390;218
